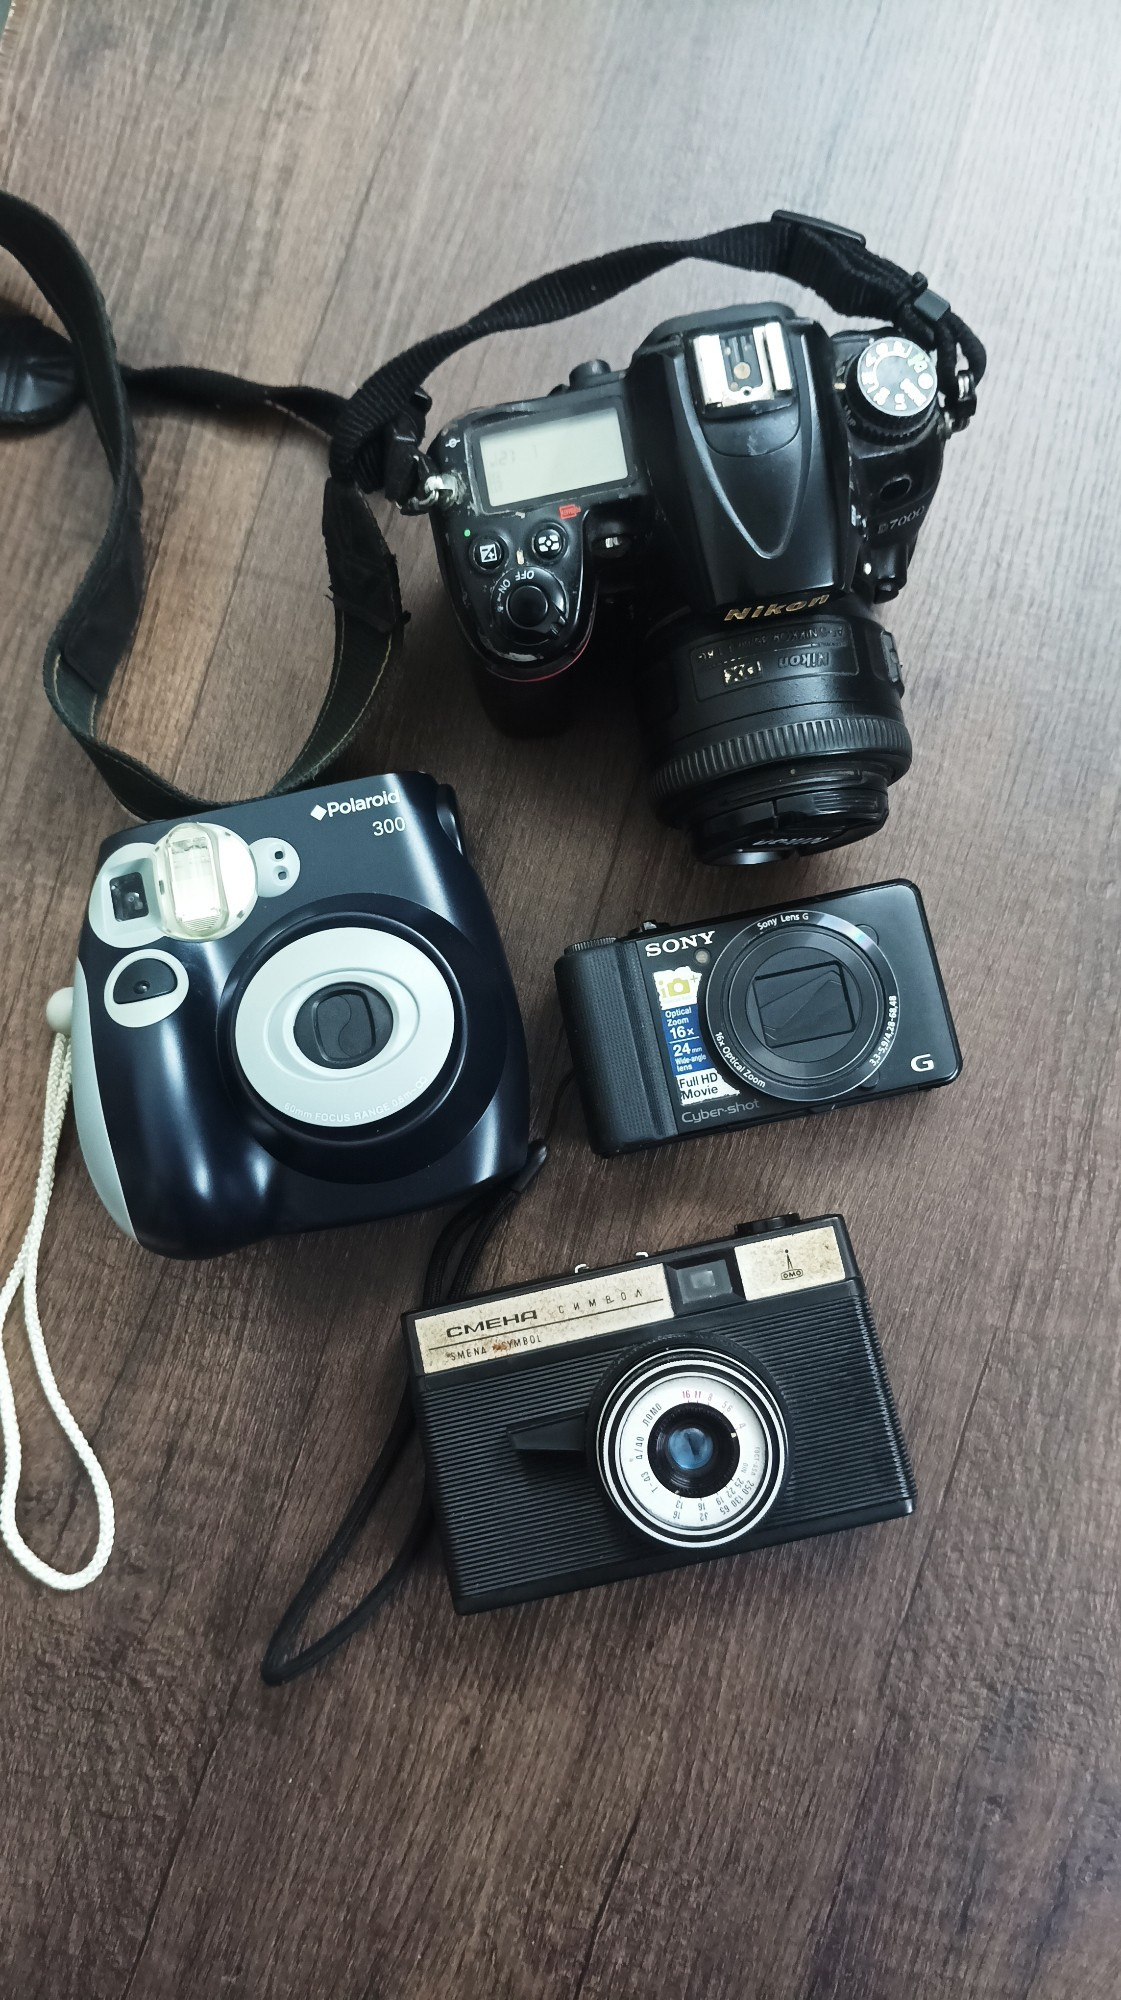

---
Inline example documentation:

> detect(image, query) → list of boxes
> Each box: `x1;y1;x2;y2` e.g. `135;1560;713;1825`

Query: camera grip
555;943;676;1155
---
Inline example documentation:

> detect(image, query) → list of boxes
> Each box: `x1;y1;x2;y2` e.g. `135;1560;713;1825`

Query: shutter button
111;957;179;1006
505;582;552;630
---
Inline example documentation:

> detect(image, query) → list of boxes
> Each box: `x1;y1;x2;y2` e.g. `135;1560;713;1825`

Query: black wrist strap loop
260;1141;550;1687
0;191;402;822
259;1383;432;1687
330;209;987;492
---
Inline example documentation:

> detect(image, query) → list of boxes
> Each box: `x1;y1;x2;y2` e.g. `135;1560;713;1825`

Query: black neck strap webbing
329;209;987;492
0;191;402;821
2;199;985;817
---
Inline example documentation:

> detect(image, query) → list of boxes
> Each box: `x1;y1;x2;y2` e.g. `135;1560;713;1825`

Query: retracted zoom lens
639;598;912;866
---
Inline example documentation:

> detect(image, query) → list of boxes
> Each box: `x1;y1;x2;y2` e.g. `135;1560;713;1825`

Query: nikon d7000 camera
429;302;970;864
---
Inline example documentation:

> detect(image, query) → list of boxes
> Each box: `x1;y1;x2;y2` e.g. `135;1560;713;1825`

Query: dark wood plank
1;2;1119;1996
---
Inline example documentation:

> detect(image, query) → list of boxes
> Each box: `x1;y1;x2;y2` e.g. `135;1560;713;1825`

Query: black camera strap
3;198;984;814
260;1138;550;1686
329;210;988;496
0;190;403;821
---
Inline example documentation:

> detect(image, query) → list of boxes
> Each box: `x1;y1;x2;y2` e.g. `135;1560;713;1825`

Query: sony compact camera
555;879;959;1156
428;302;962;864
65;774;529;1256
406;1213;915;1612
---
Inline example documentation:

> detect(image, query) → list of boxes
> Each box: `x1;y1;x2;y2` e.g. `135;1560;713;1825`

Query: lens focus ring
648;711;913;803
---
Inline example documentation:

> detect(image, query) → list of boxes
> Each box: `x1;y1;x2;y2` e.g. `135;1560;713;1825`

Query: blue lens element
665;1423;716;1474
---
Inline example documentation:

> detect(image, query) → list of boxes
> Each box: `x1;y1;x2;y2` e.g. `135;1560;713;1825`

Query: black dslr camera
406;1214;915;1612
428;302;964;864
556;879;959;1156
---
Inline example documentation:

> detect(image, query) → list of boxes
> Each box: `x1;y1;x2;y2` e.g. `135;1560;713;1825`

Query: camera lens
702;907;898;1101
666;1423;714;1473
650;1406;739;1498
594;1347;787;1548
639;598;911;865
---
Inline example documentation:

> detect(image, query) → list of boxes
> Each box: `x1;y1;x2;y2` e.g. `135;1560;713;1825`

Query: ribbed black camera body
405;1215;915;1613
556;880;960;1157
429;301;956;864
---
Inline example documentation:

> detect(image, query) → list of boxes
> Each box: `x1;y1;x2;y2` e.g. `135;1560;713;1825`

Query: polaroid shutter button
112;957;179;1005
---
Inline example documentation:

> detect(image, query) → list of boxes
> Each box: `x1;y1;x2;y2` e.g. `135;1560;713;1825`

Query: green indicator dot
463;528;471;538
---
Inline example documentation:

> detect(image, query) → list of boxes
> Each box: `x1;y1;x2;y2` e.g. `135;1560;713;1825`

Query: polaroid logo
446;1309;539;1340
309;790;400;822
643;931;715;957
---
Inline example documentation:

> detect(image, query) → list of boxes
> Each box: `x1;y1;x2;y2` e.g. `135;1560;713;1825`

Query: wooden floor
2;3;1119;1995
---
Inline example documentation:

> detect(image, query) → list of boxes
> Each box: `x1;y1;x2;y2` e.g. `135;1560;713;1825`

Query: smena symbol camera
429;302;957;865
556;879;960;1157
406;1214;915;1613
68;774;529;1257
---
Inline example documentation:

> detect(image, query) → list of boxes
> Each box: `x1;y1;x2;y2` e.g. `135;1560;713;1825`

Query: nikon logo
309;790;400;821
723;593;831;622
446;1309;539;1340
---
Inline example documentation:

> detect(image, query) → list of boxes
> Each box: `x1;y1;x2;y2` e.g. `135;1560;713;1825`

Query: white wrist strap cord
0;1030;114;1589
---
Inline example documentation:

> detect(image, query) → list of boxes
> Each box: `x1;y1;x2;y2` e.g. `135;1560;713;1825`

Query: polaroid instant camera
62;774;529;1256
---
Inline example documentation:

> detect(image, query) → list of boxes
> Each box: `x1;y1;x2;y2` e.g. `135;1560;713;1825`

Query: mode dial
846;336;939;439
